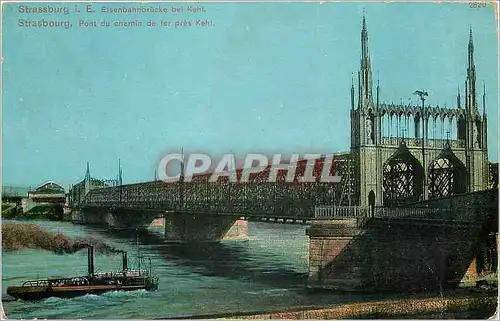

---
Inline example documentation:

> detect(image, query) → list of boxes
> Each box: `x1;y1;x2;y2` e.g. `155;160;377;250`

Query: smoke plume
2;222;123;255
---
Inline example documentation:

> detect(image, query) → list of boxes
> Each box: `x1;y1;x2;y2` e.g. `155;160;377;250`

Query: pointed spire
376;73;380;108
362;10;367;33
468;26;475;69
118;158;123;186
357;71;361;109
465;79;469;111
350;73;355;110
359;12;373;108
466;26;477;115
85;161;90;180
180;147;185;181
482;80;486;116
457;85;461;109
361;12;369;68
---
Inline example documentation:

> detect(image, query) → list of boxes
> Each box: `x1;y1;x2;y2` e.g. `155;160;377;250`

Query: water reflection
80;222;308;289
4;220;381;319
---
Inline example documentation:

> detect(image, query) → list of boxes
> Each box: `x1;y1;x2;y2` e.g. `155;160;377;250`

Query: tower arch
350;18;489;206
428;144;467;199
382;142;424;206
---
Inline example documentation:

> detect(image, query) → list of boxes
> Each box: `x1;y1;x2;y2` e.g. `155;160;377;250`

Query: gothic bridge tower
350;17;489;207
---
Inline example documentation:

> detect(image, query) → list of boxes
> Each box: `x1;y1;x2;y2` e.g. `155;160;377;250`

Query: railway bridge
67;15;497;240
68;154;355;241
67;166;497;292
66;15;498;292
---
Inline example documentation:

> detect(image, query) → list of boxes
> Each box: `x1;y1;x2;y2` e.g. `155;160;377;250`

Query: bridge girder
71;155;356;219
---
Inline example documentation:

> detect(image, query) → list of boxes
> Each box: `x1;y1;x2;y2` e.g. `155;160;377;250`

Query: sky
2;1;499;188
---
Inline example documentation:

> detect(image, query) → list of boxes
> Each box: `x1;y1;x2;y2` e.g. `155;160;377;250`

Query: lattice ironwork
489;163;498;189
383;145;423;206
70;154;356;220
428;154;466;199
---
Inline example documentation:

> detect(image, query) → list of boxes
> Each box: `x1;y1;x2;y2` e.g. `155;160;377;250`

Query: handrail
314;205;464;221
314;205;370;218
374;207;463;221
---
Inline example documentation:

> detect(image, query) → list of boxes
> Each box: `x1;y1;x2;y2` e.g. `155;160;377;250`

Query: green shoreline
2;202;65;221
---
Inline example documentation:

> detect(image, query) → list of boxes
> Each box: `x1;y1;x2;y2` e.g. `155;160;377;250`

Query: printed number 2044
469;2;487;8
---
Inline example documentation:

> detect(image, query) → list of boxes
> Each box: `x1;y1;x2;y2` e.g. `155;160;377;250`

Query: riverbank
234;292;497;319
2;201;65;221
2;219;497;319
162;287;497;319
2;202;22;217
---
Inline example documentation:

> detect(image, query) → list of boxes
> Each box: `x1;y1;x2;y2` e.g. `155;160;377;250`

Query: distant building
68;162;119;206
28;181;66;202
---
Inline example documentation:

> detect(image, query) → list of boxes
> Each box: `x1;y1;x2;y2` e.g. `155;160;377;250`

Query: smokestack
122;252;128;271
87;246;94;275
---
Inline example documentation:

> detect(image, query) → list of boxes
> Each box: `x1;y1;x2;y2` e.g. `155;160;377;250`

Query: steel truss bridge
70;154;498;222
71;155;356;221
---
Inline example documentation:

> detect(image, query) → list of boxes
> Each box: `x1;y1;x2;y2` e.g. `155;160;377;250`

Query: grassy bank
2;221;122;254
2;202;64;221
2;202;21;217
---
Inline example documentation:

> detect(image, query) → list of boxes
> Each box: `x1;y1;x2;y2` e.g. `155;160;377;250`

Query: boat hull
7;284;147;301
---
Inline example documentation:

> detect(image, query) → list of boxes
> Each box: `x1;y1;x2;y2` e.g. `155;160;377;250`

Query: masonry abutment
164;213;248;242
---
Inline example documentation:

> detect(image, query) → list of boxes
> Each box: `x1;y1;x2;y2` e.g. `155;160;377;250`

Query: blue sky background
2;1;498;188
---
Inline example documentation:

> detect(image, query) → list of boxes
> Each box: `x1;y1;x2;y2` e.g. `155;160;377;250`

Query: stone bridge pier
71;208;161;229
306;190;498;293
71;208;248;242
164;213;248;242
307;218;479;292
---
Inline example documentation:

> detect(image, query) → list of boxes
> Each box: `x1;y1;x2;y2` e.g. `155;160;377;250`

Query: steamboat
6;246;158;300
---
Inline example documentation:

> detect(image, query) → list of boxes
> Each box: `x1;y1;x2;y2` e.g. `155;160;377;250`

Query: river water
2;220;376;319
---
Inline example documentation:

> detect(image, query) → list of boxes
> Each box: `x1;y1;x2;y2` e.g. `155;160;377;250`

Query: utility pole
118;158;122;205
414;90;428;200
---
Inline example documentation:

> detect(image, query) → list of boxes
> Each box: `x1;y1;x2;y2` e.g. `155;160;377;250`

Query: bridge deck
71;171;497;223
76;180;352;220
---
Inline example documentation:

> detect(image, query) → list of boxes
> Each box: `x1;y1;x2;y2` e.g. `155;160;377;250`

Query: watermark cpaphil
156;153;342;183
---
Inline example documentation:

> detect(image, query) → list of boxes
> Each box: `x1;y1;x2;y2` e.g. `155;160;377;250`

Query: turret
118;158;123;186
84;161;91;195
350;74;355;110
376;78;380;108
482;81;486;117
359;13;373;109
85;161;90;181
466;27;478;116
